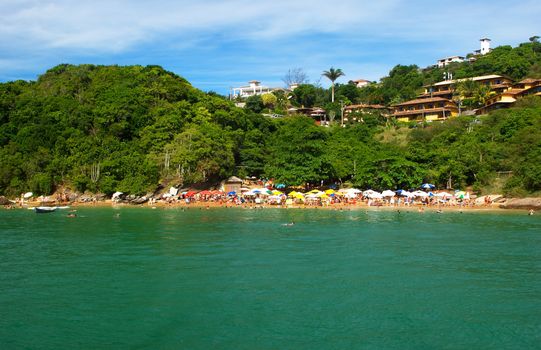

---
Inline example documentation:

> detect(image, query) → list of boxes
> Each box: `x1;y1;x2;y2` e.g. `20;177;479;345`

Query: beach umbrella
307;189;321;194
396;189;413;197
240;187;251;192
435;192;452;197
276;184;286;189
23;192;33;199
411;190;429;197
363;189;378;197
271;190;283;195
325;189;335;195
455;191;466;199
382;190;396;197
367;192;383;199
421;183;436;190
227;191;236;196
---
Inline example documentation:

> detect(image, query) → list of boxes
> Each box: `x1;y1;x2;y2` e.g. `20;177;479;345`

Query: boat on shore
34;206;57;213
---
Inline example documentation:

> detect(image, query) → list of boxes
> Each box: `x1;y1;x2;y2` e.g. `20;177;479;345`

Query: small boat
34;206;57;213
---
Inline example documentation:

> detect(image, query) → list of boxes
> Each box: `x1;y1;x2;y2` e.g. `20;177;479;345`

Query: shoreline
9;199;522;213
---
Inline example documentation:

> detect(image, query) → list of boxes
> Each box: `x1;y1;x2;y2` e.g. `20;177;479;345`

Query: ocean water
1;207;540;349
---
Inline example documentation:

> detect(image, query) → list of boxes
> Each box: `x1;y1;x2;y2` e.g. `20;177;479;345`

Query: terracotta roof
393;97;451;107
518;78;541;84
431;74;506;87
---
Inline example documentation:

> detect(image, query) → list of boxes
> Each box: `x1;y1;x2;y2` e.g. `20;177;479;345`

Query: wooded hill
1;61;540;197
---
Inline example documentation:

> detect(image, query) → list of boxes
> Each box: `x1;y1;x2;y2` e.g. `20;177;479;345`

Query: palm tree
322;67;345;102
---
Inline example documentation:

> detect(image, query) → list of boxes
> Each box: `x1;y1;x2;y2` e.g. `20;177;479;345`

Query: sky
1;0;540;94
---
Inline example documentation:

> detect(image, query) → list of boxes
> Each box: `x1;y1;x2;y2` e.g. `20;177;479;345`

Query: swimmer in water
67;213;77;218
529;209;534;216
282;222;295;227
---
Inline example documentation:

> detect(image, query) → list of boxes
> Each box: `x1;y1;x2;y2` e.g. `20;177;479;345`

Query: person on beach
529;209;534;216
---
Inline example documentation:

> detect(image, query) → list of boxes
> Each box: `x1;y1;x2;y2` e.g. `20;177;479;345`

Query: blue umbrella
421;183;435;190
276;184;286;189
227;191;236;196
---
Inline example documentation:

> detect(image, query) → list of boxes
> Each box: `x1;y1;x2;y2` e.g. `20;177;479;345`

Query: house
392;97;458;122
476;78;541;114
222;176;244;193
350;79;371;88
475;38;492;55
437;56;465;68
420;74;513;100
230;80;281;99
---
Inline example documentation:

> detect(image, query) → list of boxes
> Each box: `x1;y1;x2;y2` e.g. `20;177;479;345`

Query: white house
230;81;281;99
474;38;492;55
351;79;371;88
437;56;465;68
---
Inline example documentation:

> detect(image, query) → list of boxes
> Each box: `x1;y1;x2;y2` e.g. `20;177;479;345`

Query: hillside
1;64;540;197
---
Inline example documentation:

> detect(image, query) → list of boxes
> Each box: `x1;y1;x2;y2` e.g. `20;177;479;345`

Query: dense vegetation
1;41;541;197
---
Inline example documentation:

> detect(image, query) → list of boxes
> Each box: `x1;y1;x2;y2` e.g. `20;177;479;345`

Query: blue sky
1;0;540;94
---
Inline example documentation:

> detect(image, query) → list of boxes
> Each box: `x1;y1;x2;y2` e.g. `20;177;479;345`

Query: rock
130;196;148;204
0;196;14;205
499;198;541;210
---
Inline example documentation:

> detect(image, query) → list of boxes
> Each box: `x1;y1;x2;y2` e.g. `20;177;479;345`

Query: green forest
1;39;541;198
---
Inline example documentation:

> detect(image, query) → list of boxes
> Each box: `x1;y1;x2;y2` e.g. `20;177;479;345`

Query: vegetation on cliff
1;60;540;197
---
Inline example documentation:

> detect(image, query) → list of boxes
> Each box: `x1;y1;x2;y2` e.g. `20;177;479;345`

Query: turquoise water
1;207;540;349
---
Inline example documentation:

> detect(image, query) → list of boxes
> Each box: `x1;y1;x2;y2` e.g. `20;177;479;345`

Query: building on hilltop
476;78;541;114
230;80;282;99
435;38;492;67
475;38;492;55
437;56;465;68
350;79;371;88
392;97;458;122
420;74;513;100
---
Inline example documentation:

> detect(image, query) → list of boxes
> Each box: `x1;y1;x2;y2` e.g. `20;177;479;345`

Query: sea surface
1;207;540;349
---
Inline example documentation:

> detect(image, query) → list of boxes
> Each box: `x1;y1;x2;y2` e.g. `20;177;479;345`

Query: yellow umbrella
307;189;321;194
272;190;283;195
325;189;335;195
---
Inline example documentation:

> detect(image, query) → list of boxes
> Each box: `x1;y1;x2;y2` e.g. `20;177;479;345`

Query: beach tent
382;190;396;197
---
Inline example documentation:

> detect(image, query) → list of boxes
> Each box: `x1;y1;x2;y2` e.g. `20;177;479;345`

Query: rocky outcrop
499;198;541;210
0;196;14;205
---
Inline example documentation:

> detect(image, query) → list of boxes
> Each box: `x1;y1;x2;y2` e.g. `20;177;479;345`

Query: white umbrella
382;190;396;197
363;190;383;199
435;192;452;197
23;192;33;199
411;190;429;197
363;189;378;197
398;190;413;197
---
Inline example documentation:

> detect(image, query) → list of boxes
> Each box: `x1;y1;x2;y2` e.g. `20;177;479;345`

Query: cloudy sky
1;0;540;94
